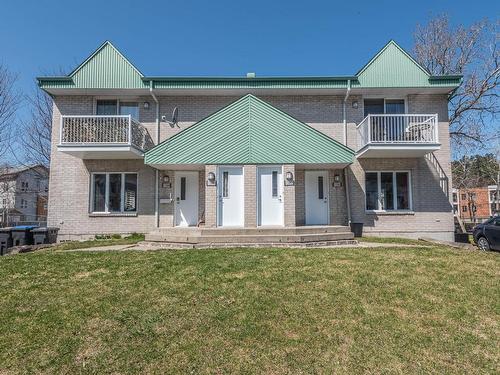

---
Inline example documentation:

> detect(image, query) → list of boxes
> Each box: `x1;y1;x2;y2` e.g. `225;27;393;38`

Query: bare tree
413;15;499;146
0;63;20;158
18;88;53;167
0;166;17;227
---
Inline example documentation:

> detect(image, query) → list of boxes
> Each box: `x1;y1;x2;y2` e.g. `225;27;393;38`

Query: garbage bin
32;227;59;245
11;226;37;247
0;227;13;256
350;222;364;238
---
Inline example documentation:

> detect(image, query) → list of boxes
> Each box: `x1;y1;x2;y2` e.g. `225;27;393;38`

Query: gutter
150;80;160;228
343;79;351;146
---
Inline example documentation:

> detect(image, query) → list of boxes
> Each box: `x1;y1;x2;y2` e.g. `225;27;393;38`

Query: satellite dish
171;107;178;124
163;107;179;127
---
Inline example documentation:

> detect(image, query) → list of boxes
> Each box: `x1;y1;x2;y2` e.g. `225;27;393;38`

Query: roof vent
246;72;256;78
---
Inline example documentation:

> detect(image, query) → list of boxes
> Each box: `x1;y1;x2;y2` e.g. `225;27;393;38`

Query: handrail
357;114;439;148
59;115;154;151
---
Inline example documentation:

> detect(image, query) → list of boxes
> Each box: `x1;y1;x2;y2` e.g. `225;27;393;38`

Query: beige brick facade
48;93;454;241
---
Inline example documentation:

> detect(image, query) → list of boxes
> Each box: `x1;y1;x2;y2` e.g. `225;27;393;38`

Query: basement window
90;172;137;214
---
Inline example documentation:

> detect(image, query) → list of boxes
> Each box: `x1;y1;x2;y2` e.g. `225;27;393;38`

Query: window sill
366;210;415;216
89;212;138;217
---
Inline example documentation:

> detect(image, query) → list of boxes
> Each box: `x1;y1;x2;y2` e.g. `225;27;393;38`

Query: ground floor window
90;172;138;213
365;171;412;211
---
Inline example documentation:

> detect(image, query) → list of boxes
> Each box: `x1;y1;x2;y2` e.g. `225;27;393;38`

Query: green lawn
0;246;498;374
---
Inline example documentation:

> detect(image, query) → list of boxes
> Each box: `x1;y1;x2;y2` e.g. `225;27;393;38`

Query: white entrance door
305;170;329;225
218;166;244;227
175;171;199;227
258;166;284;226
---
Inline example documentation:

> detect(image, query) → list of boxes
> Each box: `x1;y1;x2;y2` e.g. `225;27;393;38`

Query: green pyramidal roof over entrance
145;95;354;165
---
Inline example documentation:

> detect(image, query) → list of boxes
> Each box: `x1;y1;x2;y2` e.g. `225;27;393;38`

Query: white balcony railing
357;114;438;149
59;115;154;151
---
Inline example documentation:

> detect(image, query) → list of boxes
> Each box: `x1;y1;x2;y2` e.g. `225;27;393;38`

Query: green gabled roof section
144;95;354;165
38;40;461;91
38;41;148;89
355;40;457;88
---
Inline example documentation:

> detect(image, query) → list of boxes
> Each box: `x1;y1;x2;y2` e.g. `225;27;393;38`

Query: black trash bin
11;226;37;247
0;227;13;256
350;222;364;238
32;227;60;245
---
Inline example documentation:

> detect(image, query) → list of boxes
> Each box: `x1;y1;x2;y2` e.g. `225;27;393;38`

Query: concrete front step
137;239;358;249
149;225;351;237
146;231;354;244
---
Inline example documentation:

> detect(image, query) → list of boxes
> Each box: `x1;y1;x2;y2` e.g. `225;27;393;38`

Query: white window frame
20;198;28;209
365;170;413;212
89;172;138;214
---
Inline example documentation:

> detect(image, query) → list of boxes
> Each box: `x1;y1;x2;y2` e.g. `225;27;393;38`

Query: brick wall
48;93;454;240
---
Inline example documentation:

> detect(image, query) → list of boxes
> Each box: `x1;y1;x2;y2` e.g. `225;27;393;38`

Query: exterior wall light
144;101;150;109
162;175;171;188
352;101;358;109
286;171;293;181
333;174;342;188
207;172;216;185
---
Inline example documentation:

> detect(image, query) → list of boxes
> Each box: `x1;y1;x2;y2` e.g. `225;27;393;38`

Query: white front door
305;170;329;225
218;166;244;227
258;166;284;226
175;171;199;227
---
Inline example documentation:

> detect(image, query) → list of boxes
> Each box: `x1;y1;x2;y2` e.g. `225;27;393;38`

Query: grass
0;245;498;374
50;233;145;251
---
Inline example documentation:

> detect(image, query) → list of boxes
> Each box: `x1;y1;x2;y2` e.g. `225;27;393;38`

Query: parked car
473;217;500;251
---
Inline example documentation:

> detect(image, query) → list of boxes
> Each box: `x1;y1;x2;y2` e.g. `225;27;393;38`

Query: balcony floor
356;143;441;158
58;145;144;159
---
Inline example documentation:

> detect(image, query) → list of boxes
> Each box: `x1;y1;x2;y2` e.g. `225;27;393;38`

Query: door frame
174;171;199;227
257;165;284;227
217;165;245;227
305;170;330;225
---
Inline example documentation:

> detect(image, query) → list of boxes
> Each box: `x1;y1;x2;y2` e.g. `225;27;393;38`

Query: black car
473;216;500;251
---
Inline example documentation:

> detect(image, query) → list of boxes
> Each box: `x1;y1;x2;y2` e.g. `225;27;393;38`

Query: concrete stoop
137;239;358;250
143;225;356;249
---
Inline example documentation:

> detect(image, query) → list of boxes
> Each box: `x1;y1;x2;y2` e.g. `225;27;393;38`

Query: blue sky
1;0;497;86
0;0;498;143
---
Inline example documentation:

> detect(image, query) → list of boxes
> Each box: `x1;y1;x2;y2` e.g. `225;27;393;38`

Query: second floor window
20;199;28;209
21;181;28;191
96;100;139;120
364;99;405;117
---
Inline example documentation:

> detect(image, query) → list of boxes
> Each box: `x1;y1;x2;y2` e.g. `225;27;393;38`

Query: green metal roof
144;94;354;165
37;40;461;91
357;40;434;88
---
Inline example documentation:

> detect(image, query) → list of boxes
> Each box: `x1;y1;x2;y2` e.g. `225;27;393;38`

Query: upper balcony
58;115;154;159
356;114;440;158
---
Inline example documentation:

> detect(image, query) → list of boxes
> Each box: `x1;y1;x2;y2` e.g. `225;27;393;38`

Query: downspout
343;79;352;225
344;167;352;225
343;79;351;146
150;80;160;228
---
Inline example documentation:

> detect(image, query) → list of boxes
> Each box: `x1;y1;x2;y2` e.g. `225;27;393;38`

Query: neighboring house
38;40;461;242
454;185;500;223
0;165;49;226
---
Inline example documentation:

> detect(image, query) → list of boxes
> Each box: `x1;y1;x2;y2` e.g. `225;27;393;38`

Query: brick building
37;40;460;242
